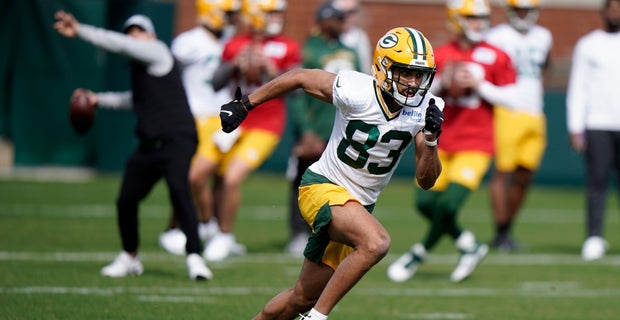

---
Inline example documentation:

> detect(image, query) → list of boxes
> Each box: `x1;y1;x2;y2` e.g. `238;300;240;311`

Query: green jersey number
337;120;413;175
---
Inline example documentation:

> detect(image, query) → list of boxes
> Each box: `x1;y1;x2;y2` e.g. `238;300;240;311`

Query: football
69;88;95;134
443;61;472;98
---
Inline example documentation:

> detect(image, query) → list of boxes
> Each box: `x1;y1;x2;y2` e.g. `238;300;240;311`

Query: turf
0;172;618;320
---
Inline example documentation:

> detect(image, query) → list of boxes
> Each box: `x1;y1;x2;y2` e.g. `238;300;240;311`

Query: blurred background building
0;0;603;184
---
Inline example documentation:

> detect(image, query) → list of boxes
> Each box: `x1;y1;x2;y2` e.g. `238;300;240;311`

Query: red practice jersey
434;41;516;155
222;34;301;135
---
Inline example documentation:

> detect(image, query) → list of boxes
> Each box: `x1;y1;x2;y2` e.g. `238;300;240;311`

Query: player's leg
387;151;449;282
300;182;389;316
286;156;313;256
189;155;220;238
444;152;491;282
506;166;534;223
103;147;160;277
205;129;279;261
116;148;162;254
490;106;519;249
489;169;510;246
163;134;213;280
163;135;202;255
311;202;389;315
252;259;333;320
496;111;546;251
189;116;223;227
582;130;612;260
160;117;222;254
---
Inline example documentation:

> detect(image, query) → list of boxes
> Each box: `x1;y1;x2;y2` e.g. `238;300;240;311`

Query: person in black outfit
53;11;212;280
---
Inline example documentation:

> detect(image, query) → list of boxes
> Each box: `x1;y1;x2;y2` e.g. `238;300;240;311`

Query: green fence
0;0;175;171
0;0;585;185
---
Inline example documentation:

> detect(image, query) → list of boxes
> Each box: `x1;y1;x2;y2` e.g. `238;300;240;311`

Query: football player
157;0;243;256
205;0;302;262
485;0;553;252
220;27;444;320
388;0;518;283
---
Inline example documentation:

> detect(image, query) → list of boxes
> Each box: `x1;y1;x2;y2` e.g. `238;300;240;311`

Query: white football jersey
171;27;231;117
308;70;444;205
485;23;553;115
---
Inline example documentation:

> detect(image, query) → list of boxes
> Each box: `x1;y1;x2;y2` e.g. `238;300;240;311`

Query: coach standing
53;11;212;280
566;0;620;261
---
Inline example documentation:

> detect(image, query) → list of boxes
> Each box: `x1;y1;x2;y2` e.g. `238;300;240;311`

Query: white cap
122;14;155;35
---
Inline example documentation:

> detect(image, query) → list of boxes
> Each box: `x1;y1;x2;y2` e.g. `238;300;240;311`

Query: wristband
241;95;254;111
424;138;438;147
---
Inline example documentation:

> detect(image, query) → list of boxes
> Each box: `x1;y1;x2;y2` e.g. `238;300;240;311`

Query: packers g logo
379;33;398;48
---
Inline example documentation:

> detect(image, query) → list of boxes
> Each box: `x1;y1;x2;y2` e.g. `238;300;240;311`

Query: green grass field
1;171;619;320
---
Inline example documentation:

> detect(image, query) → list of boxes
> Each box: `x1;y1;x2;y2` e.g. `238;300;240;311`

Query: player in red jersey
204;0;302;261
388;0;517;283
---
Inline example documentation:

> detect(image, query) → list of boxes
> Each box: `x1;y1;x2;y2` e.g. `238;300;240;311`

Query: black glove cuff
241;95;254;111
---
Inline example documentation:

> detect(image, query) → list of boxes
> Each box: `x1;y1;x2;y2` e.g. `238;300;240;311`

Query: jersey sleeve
332;70;373;114
492;48;517;86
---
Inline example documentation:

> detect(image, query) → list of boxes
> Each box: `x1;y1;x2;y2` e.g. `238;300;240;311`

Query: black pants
116;134;201;254
585;130;620;237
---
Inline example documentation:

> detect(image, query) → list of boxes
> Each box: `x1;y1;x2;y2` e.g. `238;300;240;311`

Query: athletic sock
307;308;328;320
497;222;511;238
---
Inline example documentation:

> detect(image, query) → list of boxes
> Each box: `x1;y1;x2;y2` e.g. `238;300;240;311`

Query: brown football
69;89;95;134
443;61;471;98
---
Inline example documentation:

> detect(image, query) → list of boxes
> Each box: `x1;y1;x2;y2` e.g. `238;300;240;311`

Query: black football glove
220;87;254;133
423;98;443;137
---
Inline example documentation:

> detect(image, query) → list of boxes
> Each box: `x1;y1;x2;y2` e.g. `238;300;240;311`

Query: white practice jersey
485;23;552;115
308;70;444;205
171;27;231;117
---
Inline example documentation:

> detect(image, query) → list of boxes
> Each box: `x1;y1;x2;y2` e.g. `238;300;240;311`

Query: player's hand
72;88;98;106
220;87;253;133
53;10;79;38
424;98;443;137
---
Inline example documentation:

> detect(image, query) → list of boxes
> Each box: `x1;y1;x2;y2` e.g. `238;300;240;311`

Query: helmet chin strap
392;86;423;107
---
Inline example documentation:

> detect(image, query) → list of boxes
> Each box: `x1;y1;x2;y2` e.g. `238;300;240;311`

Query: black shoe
491;235;524;253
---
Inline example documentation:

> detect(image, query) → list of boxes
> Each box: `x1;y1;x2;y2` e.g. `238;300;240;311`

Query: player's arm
252;68;335;105
414;98;443;190
95;91;133;110
53;10;173;76
219;68;335;133
566;39;588;152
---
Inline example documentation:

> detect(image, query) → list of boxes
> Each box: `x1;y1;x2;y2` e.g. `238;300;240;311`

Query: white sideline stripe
1;251;619;266
401;313;472;319
1;203;608;225
3;284;620;299
136;295;213;303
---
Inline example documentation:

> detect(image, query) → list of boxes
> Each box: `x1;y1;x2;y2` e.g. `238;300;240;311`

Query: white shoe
186;253;213;281
581;236;608;261
204;232;246;261
450;243;489;283
387;243;426;282
286;233;308;256
198;220;219;242
158;228;187;256
101;251;144;278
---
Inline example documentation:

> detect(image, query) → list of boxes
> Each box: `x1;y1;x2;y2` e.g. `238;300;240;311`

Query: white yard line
1;251;619;266
3;283;620;299
2;203;613;225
